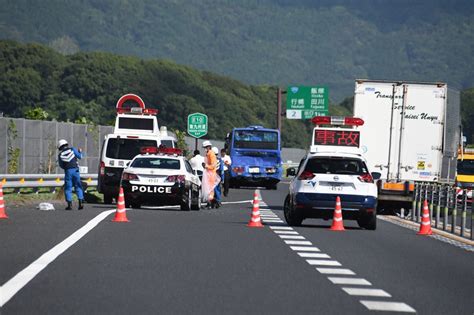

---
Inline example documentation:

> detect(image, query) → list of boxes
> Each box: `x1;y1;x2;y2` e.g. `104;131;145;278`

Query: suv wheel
357;213;377;230
284;195;303;226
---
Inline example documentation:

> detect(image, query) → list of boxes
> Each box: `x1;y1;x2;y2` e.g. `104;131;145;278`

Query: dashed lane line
0;209;116;307
259;199;416;313
360;301;416;313
343;288;392;297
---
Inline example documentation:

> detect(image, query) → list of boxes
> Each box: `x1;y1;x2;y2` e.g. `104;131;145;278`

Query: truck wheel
284;195;303;226
103;193;113;204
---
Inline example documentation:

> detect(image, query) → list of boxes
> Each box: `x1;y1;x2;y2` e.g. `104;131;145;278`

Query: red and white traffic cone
112;187;129;222
0;184;8;219
417;200;432;235
330;196;345;231
247;190;263;228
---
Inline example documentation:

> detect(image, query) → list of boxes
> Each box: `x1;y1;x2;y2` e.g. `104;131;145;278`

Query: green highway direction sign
187;112;208;138
286;86;329;119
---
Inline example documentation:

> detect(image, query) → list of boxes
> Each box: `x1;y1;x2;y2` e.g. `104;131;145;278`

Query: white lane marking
360;301;416;313
316;268;355;275
278;235;306;240
260;215;280;218
273;230;299;235
342;288;391;297
0;209;116;307
222;200;254;205
290;246;320;252
297;252;330;258
307;260;341;266
328;277;372;285
284;240;312;245
269;226;293;230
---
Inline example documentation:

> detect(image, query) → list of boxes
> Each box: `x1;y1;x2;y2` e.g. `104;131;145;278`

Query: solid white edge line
290;246;320;252
360;301;416;313
342;287;391;297
328;277;372;285
316;268;355;275
0;209;116;307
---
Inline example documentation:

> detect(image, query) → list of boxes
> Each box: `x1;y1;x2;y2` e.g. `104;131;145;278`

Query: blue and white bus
225;125;282;190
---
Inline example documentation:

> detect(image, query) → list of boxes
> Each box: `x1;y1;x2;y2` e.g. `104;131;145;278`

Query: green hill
0;0;473;102
0;40;352;147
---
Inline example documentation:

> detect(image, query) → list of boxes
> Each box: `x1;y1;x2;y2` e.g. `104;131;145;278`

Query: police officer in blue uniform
57;139;84;210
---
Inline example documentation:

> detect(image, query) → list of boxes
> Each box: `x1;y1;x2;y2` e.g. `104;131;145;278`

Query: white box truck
353;80;461;213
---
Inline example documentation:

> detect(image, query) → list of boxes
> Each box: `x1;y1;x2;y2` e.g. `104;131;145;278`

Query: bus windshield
233;130;278;150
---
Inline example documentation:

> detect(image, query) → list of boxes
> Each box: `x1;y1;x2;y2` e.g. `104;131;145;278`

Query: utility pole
276;87;287;131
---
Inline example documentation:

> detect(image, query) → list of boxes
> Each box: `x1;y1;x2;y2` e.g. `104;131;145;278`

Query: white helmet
57;139;68;149
202;140;212;148
212;147;219;154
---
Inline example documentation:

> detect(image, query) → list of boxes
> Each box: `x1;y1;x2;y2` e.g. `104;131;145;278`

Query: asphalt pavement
0;183;473;314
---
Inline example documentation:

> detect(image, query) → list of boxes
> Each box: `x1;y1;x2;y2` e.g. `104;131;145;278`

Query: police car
120;147;202;210
284;116;380;230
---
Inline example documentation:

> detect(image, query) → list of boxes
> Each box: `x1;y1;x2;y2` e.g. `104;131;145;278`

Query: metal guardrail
0;174;98;190
407;182;473;240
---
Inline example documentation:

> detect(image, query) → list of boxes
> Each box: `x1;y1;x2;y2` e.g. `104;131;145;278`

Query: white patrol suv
284;116;380;230
120;147;201;210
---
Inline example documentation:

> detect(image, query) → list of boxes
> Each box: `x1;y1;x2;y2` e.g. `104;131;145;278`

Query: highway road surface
1;182;473;314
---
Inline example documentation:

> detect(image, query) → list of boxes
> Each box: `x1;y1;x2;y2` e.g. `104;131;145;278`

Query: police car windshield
106;139;157;160
457;159;474;175
304;157;368;175
131;157;181;170
234;130;278;150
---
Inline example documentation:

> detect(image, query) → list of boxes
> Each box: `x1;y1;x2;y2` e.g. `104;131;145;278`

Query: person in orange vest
201;141;220;208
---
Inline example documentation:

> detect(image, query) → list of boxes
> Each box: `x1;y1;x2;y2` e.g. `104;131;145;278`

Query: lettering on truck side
131;186;172;193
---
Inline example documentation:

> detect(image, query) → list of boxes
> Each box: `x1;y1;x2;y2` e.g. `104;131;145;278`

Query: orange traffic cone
330;196;345;231
0;184;8;219
112;187;129;222
417;200;432;235
247;190;263;228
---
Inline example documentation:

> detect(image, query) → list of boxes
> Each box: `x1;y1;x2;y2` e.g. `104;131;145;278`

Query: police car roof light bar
311;116;364;126
158;147;183;156
140;146;159;154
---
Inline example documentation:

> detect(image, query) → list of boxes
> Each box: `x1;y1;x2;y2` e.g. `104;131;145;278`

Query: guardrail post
412;182;418;222
429;184;435;225
443;185;449;231
435;184;441;229
451;186;457;234
461;189;467;238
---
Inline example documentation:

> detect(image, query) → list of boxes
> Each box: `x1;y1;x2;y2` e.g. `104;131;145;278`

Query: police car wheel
130;202;141;209
191;187;202;210
284;195;303;226
181;188;192;211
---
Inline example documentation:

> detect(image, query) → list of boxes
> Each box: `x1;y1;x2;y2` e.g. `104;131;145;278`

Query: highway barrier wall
0;118;307;175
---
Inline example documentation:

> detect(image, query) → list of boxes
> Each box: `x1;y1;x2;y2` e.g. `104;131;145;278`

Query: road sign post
187;113;208;149
286;86;329;119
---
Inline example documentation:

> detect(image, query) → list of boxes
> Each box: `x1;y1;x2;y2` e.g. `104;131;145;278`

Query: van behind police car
98;94;177;204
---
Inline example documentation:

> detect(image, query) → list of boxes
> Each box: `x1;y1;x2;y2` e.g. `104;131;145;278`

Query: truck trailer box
353;80;460;208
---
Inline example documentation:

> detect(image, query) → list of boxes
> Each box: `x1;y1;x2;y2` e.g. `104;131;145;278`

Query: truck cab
98;94;177;204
